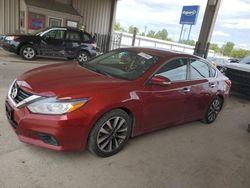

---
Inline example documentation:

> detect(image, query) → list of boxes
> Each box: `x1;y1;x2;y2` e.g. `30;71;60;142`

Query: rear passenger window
210;67;216;77
190;59;210;79
82;33;92;42
66;31;81;41
55;30;65;40
156;58;187;81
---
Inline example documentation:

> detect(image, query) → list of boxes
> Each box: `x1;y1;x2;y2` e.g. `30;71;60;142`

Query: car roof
45;26;85;32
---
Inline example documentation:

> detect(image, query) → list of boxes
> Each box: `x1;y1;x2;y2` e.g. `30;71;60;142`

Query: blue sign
179;5;200;25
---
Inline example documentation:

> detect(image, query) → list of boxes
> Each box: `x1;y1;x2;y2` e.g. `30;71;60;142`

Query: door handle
209;83;216;88
182;88;191;93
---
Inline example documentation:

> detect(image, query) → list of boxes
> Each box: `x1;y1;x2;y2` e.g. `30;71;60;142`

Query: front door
40;29;66;57
140;58;193;132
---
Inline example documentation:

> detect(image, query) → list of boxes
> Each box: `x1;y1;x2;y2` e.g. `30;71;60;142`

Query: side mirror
150;75;171;86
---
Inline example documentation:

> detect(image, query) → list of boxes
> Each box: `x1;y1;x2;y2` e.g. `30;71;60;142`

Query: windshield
240;55;250;64
81;50;160;80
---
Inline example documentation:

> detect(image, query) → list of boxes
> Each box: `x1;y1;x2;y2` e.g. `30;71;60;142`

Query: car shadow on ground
0;48;70;64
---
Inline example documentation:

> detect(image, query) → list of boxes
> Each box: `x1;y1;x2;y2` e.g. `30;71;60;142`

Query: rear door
185;58;218;119
64;30;83;57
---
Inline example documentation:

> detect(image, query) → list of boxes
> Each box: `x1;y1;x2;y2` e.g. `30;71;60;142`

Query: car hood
226;63;250;73
17;62;129;98
5;34;39;41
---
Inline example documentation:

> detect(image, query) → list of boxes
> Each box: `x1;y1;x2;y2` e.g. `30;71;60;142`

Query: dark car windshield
80;50;160;80
240;55;250;64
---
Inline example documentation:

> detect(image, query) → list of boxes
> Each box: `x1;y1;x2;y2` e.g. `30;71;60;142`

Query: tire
88;109;132;157
77;51;89;63
203;96;223;124
247;124;250;132
20;45;36;60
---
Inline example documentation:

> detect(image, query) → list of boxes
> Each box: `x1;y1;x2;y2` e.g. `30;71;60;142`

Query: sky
115;0;250;50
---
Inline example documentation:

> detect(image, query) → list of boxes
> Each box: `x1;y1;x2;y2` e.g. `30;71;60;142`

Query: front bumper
2;41;18;53
5;98;92;151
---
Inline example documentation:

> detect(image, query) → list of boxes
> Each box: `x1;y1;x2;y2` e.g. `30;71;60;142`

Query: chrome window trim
8;80;42;108
40;28;67;37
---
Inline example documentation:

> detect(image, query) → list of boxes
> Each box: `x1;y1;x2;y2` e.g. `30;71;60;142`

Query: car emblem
11;86;18;99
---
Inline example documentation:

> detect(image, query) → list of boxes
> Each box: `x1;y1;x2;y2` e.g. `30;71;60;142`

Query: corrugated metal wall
72;0;113;34
0;0;116;35
0;0;20;34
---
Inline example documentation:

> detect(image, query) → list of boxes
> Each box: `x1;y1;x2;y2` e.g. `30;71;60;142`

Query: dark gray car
2;27;97;63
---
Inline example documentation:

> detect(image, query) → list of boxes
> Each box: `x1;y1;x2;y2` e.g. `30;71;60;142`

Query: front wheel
77;51;89;63
88;109;132;157
20;45;36;60
203;96;223;124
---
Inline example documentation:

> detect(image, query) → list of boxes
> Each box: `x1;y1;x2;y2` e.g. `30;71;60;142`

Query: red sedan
5;48;231;157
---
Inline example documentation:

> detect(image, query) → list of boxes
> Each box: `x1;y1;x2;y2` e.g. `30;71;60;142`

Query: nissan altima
5;48;231;157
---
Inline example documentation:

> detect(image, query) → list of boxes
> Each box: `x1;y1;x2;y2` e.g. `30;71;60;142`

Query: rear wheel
88;109;132;157
77;51;89;63
203;96;223;124
20;45;36;60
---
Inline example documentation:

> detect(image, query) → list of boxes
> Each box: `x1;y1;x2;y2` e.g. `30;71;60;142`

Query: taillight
91;43;97;49
225;79;231;87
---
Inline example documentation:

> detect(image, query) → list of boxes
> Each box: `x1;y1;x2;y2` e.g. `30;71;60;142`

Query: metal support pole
178;24;184;43
187;25;192;43
132;27;137;46
194;0;222;58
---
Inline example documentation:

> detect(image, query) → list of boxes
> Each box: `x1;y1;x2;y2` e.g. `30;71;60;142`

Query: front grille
11;82;32;104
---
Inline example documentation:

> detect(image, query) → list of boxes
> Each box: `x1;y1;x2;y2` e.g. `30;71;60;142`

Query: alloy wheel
207;98;222;122
78;52;88;63
97;116;128;153
23;47;35;59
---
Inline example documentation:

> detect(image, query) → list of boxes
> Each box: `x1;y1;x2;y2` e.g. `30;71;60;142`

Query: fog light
37;133;59;146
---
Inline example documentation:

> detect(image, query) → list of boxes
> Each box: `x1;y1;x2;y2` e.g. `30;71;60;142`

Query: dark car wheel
203;96;223;124
77;51;89;63
247;124;250;132
88;109;132;157
20;45;36;60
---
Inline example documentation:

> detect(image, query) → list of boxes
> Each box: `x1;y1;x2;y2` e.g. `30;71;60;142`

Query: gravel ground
0;49;250;188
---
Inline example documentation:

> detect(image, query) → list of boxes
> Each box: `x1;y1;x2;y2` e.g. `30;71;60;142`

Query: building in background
0;0;117;35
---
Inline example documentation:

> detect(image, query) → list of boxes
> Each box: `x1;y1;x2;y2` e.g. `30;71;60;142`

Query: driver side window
156;58;188;81
43;30;57;39
43;30;65;40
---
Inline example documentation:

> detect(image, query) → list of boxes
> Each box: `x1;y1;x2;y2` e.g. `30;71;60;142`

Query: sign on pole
179;5;200;43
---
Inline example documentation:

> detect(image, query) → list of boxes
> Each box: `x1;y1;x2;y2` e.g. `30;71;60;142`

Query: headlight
27;97;88;115
5;36;16;41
